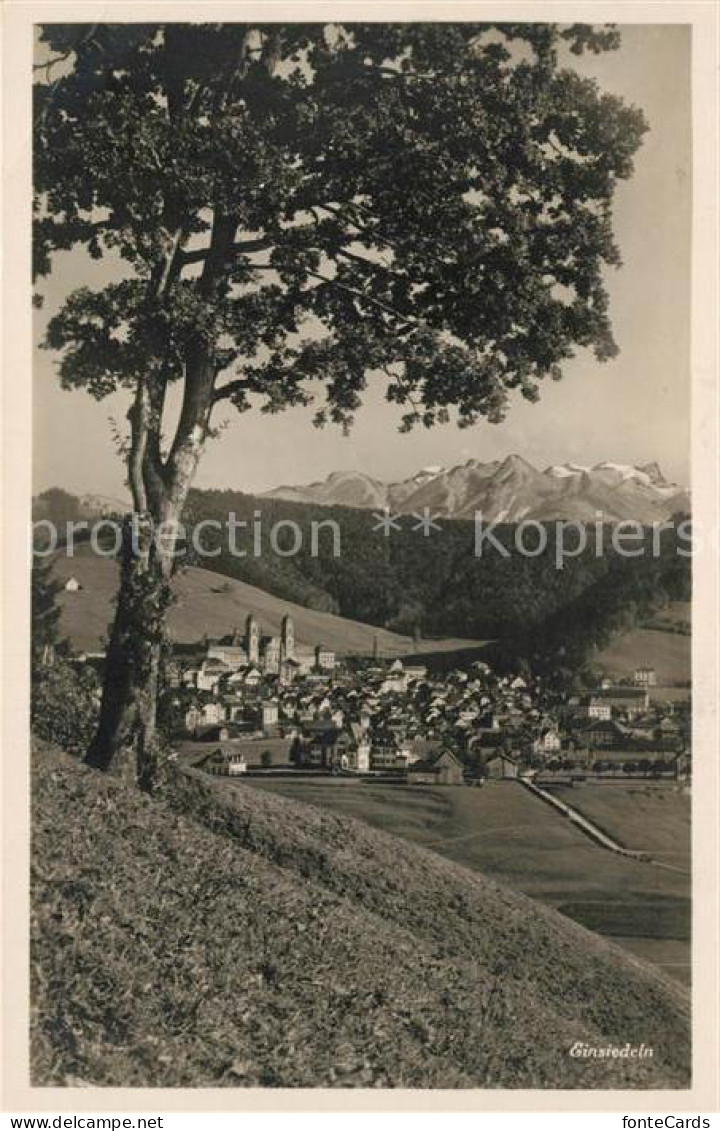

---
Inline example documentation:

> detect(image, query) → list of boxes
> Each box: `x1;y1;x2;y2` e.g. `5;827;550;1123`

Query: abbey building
202;614;334;685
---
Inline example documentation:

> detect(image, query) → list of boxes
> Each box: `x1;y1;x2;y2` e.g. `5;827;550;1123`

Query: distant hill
52;544;483;657
38;483;691;672
31;740;690;1088
78;492;130;517
263;455;690;523
33;487;129;526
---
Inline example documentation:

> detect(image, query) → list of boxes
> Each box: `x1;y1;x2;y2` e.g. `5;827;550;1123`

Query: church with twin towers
206;612;335;682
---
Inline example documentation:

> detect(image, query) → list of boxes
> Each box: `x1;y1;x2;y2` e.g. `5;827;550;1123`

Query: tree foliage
35;22;647;442
34;22;649;778
33;487;84;529
31;661;100;755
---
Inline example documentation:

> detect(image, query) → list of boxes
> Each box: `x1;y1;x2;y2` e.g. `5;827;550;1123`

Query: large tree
34;22;646;786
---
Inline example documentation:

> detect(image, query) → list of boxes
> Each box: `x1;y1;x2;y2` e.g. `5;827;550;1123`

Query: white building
533;728;562;758
315;644;336;671
574;697;612;721
196;659;229;693
380;659;408;695
262;700;279;730
634;666;658;688
185;701;227;731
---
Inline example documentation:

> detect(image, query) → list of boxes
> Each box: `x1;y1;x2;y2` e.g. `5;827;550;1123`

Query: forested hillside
34;486;691;673
183;489;690;672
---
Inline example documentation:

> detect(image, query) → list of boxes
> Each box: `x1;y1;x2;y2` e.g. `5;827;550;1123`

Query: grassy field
52;544;485;657
547;782;690;861
648;686;692;705
31;743;690;1088
246;777;691;984
641;601;692;632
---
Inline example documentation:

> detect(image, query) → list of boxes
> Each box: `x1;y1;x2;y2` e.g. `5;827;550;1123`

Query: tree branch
142;374;169;507
164;345;216;506
163;208;237;499
336;247;396;273
212;378;251;404
33;25;100;77
127;381;150;514
308;271;419;328
127;368;169;515
179;235;273;268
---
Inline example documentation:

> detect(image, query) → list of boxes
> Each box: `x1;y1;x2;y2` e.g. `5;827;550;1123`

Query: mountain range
262;456;690;523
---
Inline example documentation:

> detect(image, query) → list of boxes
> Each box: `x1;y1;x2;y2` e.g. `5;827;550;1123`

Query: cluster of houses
169;623;690;785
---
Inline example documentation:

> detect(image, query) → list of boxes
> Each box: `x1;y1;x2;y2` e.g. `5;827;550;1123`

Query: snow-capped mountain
262;456;690;522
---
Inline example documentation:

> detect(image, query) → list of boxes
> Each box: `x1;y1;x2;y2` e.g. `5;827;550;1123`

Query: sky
33;24;692;500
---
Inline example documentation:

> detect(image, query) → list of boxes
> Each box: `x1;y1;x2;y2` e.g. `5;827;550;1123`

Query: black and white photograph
2;1;719;1113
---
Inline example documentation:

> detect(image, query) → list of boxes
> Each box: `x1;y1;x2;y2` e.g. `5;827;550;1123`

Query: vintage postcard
2;0;718;1115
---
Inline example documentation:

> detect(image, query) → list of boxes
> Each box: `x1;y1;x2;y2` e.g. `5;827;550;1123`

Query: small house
485;753;519;780
533;728;562;758
186;701;226;731
370;744;405;771
407;749;465;786
196;659;229;693
195;748;247;776
194;724;230;743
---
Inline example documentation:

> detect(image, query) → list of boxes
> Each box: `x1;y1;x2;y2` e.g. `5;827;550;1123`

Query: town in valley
71;607;689;788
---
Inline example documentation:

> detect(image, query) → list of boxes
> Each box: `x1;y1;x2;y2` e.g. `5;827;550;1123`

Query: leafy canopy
35;23;647;432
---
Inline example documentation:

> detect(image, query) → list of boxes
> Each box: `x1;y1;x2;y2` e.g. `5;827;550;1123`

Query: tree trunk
84;366;210;788
85;512;174;790
85;209;230;787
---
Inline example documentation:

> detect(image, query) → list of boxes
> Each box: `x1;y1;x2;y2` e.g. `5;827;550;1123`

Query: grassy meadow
31;743;691;1088
547;781;690;861
52;544;485;658
246;777;691;984
591;601;691;686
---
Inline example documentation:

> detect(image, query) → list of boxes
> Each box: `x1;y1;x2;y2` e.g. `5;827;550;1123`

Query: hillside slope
590;603;691;684
52;545;482;657
32;743;690;1089
592;628;690;685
